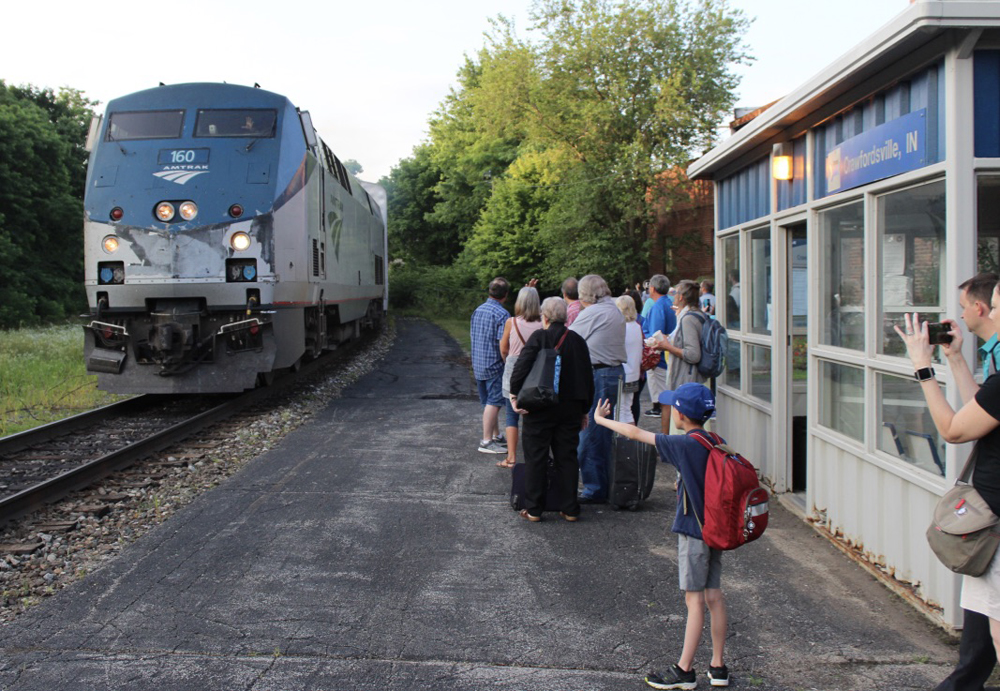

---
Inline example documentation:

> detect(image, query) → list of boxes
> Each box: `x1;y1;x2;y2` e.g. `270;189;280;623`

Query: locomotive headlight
179;201;198;221
102;236;119;254
231;232;251;252
155;202;175;222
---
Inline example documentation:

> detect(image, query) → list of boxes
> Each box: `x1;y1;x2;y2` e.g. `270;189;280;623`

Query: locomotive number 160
157;148;210;165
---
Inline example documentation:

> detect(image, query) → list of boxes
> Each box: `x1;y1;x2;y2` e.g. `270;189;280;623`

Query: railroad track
0;335;372;526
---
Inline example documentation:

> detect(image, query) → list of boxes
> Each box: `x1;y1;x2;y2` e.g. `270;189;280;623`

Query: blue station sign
825;109;927;194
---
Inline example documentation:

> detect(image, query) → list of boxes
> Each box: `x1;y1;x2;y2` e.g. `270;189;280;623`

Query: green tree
424;57;523;253
382;145;453;265
429;0;748;288
343;158;363;176
0;82;97;327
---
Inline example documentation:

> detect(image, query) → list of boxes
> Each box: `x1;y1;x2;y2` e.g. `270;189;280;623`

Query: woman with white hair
510;297;594;521
615;294;643;424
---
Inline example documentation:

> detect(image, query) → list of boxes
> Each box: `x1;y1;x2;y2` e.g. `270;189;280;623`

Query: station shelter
687;0;1000;627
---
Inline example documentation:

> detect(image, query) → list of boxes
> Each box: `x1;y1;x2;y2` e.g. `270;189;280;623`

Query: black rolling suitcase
510;458;567;512
608;378;657;510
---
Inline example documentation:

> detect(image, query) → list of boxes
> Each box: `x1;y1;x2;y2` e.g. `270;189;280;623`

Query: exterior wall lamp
772;142;793;181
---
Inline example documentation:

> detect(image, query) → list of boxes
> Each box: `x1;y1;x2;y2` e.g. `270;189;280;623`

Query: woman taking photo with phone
895;294;1000;678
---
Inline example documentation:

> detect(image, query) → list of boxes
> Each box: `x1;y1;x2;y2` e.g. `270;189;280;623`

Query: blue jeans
578;365;623;500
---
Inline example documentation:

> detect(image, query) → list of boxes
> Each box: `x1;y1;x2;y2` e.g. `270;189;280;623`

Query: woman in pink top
499;287;544;468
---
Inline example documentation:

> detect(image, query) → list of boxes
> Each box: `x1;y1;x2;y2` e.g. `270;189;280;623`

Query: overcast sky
2;0;906;181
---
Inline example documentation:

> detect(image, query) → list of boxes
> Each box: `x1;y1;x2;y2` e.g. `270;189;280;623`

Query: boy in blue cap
594;383;729;690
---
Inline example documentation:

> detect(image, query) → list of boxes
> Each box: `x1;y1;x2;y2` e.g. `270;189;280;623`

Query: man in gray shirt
570;274;626;503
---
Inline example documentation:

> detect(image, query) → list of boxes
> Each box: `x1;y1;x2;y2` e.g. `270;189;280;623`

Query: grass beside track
0;324;128;436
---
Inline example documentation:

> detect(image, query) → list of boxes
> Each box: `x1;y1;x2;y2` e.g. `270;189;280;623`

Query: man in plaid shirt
471;277;510;454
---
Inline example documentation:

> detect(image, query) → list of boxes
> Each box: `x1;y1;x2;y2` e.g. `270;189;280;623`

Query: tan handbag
926;446;1000;577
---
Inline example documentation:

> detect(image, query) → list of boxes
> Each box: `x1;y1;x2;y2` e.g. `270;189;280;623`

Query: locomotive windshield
106;110;184;141
194;109;277;138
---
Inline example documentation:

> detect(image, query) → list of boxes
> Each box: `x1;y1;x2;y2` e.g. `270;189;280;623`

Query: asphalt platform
0;318;979;690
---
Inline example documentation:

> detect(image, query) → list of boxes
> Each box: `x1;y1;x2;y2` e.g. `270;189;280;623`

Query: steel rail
0;396;156;457
0;335;369;526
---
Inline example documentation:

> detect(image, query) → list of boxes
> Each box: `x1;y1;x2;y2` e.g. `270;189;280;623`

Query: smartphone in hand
926;322;953;345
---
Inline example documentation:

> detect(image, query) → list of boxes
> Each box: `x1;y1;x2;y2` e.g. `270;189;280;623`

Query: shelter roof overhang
687;1;1000;181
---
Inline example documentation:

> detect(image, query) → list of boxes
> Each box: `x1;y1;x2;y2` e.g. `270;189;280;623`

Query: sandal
519;509;541;522
497;458;516;468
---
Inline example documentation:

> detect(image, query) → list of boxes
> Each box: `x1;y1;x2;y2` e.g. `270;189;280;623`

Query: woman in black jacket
510;297;594;522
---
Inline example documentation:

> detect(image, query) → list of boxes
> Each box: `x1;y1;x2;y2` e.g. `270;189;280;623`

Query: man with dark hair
471;277;510;454
700;280;716;316
958;272;1000;380
562;277;581;326
929;271;999;691
643;274;676;417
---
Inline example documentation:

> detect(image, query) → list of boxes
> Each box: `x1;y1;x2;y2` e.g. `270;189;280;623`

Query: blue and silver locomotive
82;83;387;393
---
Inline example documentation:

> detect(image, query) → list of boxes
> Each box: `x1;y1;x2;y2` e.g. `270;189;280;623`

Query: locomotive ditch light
155;202;176;222
229;204;244;218
102;236;120;253
110;207;124;222
231;231;251;251
179;201;198;221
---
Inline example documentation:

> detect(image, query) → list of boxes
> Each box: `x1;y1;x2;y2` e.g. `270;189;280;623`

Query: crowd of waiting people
469;269;1000;691
469;272;730;689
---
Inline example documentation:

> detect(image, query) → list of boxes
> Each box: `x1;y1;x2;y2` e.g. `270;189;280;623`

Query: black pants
631;375;645;423
520;403;584;517
934;608;996;691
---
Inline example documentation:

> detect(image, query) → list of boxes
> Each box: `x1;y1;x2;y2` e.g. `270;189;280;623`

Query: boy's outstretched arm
594;399;657;445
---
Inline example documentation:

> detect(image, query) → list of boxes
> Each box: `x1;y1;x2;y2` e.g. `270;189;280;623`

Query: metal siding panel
809;436;961;624
974;50;1000;157
911;69;929;113
718;178;732;230
760;158;772;216
814;126;828;198
928;61;943;164
793;137;807;206
886;84;903;121
715;395;772;480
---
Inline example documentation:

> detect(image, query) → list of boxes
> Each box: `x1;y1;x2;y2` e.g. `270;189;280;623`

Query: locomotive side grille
312;239;320;276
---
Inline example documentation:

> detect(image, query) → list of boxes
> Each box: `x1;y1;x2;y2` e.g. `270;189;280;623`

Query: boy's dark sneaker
643;407;661;418
644;665;696;690
708;664;730;687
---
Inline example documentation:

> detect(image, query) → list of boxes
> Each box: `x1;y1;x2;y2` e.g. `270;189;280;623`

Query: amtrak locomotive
82;83;387;393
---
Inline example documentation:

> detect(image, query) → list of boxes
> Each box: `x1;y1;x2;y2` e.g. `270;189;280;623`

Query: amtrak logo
154;168;209;185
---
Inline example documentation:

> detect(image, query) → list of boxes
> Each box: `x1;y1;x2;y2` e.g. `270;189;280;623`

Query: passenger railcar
82;83;387;393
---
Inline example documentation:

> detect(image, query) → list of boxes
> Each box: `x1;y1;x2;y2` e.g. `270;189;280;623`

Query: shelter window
107;110;184;141
748;345;772;403
723;340;741;390
877;179;946;358
194;109;277;138
722;234;740;331
819;360;864;442
877;372;946;476
749;228;771;336
819;201;865;351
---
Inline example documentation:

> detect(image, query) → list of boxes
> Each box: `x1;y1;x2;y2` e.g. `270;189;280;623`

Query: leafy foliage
0;82;97;328
385;0;749;292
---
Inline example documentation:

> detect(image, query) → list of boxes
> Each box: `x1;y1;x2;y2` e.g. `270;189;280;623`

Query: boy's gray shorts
677;534;722;591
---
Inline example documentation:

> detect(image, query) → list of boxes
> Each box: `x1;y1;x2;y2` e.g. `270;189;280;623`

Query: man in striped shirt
471;277;510;454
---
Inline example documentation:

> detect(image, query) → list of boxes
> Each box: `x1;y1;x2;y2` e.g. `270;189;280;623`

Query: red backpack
689;430;769;550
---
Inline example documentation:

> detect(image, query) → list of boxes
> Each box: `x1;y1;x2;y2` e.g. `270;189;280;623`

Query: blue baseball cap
658;383;716;421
